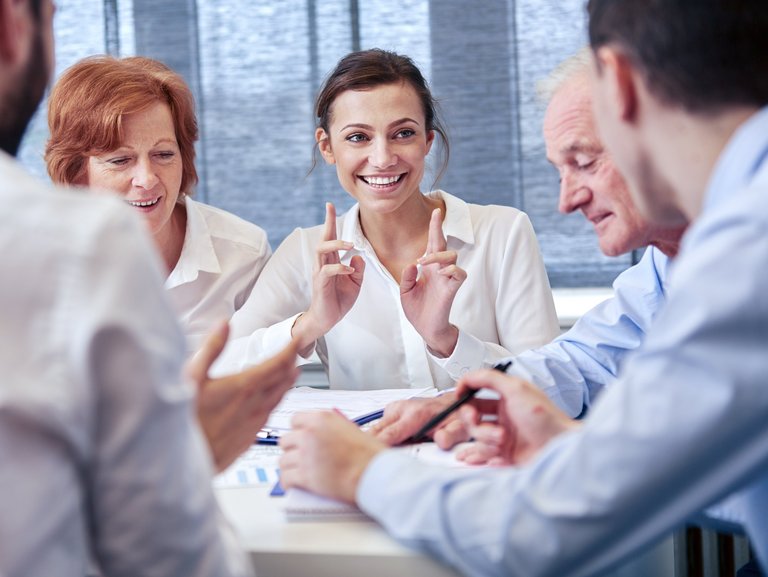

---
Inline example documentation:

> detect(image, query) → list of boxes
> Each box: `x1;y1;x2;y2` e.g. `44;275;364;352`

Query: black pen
405;360;512;444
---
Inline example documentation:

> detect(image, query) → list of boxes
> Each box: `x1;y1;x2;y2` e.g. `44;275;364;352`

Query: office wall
18;0;640;288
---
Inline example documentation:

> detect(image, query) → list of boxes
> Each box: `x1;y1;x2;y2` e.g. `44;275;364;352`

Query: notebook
283;487;368;521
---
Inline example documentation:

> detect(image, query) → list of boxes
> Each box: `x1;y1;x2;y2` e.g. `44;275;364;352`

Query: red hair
45;55;199;195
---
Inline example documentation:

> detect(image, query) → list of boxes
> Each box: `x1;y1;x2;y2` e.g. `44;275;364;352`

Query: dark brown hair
588;0;768;113
314;48;449;185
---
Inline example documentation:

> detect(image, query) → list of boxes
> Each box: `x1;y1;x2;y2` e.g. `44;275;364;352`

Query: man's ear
315;127;336;165
595;46;638;124
0;0;27;63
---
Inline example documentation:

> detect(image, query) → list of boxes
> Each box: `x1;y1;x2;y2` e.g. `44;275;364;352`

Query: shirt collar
166;197;221;288
703;105;768;214
337;190;476;253
431;190;475;245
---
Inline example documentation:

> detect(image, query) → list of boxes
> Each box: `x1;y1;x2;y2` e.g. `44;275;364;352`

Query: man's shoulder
0;160;146;263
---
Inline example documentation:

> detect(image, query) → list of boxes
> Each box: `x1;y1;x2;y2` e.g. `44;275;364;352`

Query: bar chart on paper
214;445;282;488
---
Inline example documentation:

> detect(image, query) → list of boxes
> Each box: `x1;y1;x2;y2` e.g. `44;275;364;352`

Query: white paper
266;386;438;432
214;444;282;488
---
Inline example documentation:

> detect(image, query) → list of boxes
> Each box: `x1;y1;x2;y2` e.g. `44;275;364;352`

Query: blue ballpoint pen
255;429;281;445
353;409;385;427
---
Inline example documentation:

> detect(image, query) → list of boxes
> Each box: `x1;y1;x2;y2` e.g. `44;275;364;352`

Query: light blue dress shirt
357;107;768;577
512;246;671;417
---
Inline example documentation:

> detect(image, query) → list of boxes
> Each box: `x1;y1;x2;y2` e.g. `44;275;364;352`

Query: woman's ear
316;127;335;165
425;129;435;155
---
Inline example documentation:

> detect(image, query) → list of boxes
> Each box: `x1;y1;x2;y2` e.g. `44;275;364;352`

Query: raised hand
187;322;299;472
453;369;580;466
400;208;467;358
291;202;365;355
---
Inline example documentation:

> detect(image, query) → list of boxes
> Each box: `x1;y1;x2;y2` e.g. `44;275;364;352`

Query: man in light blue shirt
279;1;768;575
371;49;686;445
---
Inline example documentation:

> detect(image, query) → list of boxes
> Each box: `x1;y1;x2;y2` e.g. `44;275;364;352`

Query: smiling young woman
216;48;559;391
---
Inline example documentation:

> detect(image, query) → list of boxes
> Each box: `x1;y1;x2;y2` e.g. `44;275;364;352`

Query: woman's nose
132;158;159;189
369;140;397;169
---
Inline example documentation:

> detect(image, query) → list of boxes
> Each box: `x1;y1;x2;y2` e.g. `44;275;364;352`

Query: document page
266;386;439;432
216;387;440;489
214;444;282;488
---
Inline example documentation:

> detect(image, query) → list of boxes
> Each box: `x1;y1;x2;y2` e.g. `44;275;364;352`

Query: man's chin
598;236;634;258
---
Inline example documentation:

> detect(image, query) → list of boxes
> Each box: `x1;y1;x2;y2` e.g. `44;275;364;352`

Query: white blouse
166;197;271;354
217;191;559;389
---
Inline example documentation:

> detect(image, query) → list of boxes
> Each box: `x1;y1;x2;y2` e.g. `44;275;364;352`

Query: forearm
424;324;460;359
429;329;515;382
290;311;325;357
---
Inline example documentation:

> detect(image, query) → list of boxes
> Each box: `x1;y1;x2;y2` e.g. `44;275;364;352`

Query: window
19;0;637;288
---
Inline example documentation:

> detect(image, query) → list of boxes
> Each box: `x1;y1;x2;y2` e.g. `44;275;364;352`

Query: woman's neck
154;201;187;276
359;191;445;281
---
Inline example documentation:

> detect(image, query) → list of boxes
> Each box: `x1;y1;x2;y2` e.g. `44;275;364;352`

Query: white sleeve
81;210;253;577
431;211;559;379
214;227;315;373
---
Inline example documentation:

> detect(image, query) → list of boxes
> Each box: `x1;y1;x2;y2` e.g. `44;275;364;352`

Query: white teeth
127;198;160;207
363;175;402;186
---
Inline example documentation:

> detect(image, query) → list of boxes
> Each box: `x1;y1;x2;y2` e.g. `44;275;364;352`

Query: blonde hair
536;47;592;104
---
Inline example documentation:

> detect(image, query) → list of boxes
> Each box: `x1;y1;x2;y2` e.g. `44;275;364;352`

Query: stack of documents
215;386;439;489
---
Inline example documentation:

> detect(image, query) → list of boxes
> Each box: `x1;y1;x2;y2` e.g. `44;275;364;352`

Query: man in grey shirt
0;1;297;576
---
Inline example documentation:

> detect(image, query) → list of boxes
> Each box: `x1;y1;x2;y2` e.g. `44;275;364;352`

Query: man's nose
558;173;592;214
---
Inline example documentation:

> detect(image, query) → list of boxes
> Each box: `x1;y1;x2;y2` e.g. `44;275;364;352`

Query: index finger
427;207;446;254
323;202;337;242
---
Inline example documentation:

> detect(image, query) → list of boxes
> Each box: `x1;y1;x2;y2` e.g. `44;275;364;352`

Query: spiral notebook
283;487;368;521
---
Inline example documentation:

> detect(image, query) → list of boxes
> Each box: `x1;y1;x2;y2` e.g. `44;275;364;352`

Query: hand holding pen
452;363;580;466
404;361;512;444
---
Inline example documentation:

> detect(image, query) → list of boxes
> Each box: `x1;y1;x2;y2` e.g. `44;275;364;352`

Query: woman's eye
395;128;416;139
107;157;130;166
346;133;368;143
156;151;176;160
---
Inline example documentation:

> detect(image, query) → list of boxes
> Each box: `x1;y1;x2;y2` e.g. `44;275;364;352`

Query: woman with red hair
46;55;270;353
